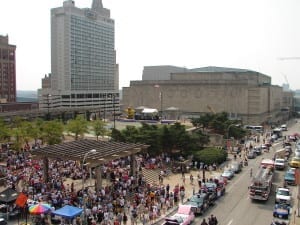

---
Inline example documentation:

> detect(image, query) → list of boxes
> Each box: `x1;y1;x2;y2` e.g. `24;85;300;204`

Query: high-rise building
39;0;119;118
0;35;16;103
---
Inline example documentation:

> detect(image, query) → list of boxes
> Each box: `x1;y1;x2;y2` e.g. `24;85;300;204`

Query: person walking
201;218;208;225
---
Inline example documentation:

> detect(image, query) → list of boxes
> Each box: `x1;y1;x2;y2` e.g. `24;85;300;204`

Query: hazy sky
1;0;300;91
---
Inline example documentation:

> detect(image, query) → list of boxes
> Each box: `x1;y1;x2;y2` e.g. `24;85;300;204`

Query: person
122;212;128;225
250;168;253;177
201;218;208;225
209;214;218;225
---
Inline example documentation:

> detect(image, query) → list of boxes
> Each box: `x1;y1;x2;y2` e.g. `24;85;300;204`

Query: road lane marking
227;219;233;225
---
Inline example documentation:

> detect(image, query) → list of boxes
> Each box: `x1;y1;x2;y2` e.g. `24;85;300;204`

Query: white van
281;124;287;131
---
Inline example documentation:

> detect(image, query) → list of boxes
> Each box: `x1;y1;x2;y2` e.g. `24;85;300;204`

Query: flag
15;192;28;208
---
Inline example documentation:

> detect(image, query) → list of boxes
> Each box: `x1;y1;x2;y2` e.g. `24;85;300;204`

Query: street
193;121;299;225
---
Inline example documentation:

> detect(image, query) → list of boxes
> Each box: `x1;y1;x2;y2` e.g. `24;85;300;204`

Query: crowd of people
0;147;224;225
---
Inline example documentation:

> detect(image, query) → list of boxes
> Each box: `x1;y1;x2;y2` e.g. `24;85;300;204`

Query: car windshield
277;189;289;196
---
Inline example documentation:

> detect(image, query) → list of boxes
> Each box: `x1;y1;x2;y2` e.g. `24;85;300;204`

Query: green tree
66;115;88;140
190;129;210;149
42;120;64;145
0;118;10;143
137;123;161;154
92;119;107;141
191;113;214;131
111;128;125;142
121;125;139;143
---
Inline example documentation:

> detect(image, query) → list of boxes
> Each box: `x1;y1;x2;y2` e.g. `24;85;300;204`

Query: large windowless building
122;66;293;125
39;0;119;116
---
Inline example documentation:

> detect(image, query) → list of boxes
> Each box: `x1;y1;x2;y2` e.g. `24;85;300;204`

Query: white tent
142;108;158;114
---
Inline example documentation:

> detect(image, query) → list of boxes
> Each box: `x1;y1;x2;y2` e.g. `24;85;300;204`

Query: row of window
0;49;15;61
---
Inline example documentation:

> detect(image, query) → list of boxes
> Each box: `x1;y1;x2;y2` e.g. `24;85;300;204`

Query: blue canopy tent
52;205;83;219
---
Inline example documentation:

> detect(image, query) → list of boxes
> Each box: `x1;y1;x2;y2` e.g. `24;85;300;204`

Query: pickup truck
275;187;291;205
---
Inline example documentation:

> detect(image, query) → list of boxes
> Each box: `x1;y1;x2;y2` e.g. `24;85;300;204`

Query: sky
1;0;300;91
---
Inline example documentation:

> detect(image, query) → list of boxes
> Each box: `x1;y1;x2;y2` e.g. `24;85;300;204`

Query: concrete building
0;35;16;103
122;66;292;125
39;0;119;117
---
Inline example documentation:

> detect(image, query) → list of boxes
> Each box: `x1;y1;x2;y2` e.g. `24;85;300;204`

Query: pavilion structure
31;139;149;191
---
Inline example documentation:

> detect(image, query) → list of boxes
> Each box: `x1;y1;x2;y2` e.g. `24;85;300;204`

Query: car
281;124;288;131
275;187;291;205
230;162;242;173
0;218;7;225
261;144;269;152
273;204;290;219
163;205;195;225
184;193;210;215
274;158;285;170
201;182;218;201
284;168;296;185
289;157;300;168
253;146;262;155
221;169;234;180
247;150;257;159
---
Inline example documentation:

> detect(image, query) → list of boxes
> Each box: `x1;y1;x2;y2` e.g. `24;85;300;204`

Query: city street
193;121;300;225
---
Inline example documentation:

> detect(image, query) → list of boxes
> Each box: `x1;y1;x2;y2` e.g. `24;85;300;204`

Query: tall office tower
0;35;16;103
39;0;119;118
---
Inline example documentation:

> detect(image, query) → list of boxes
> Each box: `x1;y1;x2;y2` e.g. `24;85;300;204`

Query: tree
42;120;64;145
191;113;214;131
66;115;88;140
190;129;210;149
121;125;139;143
137;123;161;154
92;119;107;141
0;118;10;143
111;128;125;142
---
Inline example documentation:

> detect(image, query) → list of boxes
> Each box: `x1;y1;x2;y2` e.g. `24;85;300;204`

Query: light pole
82;149;97;224
46;94;51;120
154;85;163;120
112;94;116;129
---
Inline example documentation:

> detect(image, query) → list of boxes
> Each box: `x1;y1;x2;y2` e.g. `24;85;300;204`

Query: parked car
184;193;210;215
289;157;300;168
273;204;290;219
0;218;7;225
230;162;242;173
284;168;296;185
253;146;262;155
274;158;285;170
162;205;195;225
281;124;288;131
261;144;269;152
275;187;291;205
247;150;257;159
202;182;218;202
221;169;234;180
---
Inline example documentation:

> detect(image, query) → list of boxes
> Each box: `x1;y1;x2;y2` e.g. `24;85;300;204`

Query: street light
46;94;51;120
154;85;163;120
82;149;97;224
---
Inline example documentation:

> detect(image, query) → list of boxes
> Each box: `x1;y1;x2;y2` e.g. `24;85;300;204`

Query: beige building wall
122;69;287;125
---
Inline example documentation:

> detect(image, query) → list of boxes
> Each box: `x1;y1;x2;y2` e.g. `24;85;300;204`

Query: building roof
31;139;149;164
189;66;258;74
